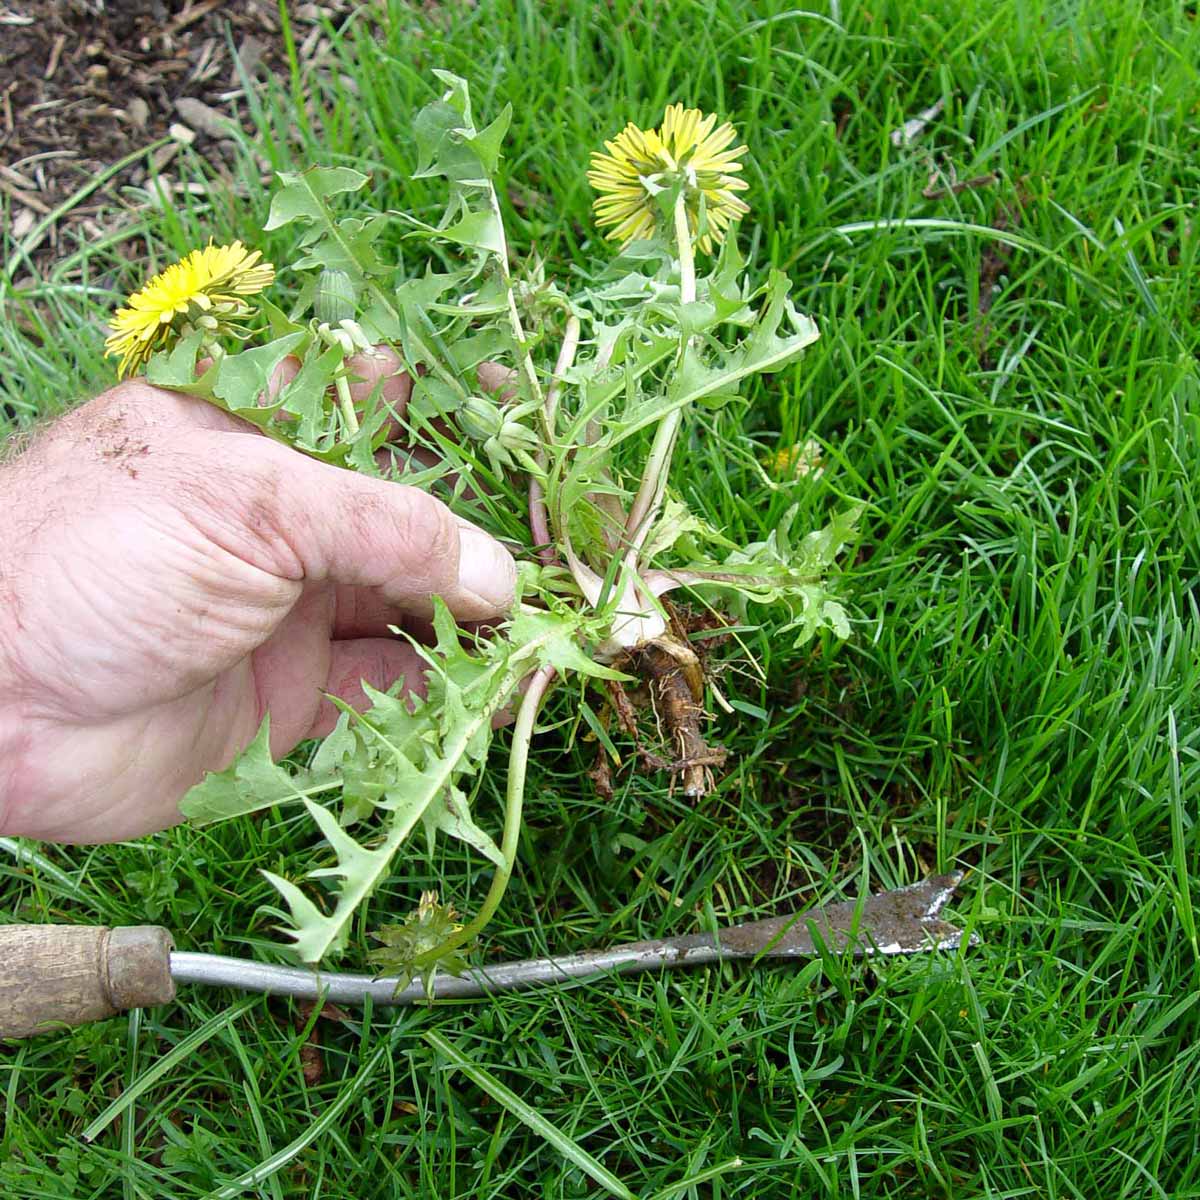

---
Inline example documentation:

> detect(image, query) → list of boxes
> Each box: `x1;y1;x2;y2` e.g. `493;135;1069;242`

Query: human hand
0;350;516;843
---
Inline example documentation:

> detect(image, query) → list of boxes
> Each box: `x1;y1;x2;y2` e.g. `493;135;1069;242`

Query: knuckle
384;487;458;595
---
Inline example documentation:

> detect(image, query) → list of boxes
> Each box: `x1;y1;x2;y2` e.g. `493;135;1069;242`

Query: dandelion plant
107;72;856;982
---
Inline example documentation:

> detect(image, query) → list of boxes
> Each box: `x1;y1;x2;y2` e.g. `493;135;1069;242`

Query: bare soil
0;0;352;272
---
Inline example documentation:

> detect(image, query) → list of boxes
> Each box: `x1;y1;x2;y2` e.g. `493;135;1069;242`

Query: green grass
3;0;1199;1195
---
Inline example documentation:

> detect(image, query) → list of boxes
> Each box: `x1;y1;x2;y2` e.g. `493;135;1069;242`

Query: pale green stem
531;316;581;564
673;187;696;304
621;191;697;562
414;664;556;965
334;373;360;436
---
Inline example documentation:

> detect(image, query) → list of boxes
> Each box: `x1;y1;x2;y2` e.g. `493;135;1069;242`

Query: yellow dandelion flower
766;438;825;480
105;241;275;378
587;104;750;253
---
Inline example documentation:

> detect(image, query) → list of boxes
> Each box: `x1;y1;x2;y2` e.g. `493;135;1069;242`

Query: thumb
187;431;516;620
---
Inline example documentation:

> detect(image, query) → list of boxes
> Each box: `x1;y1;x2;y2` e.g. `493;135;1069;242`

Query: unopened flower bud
459;395;504;441
315;268;357;326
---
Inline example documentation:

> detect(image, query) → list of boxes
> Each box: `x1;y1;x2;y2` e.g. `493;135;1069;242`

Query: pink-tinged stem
529;476;556;565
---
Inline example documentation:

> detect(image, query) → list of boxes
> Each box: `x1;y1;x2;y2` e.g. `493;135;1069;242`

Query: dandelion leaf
682;506;861;647
264;167;370;231
180;718;336;825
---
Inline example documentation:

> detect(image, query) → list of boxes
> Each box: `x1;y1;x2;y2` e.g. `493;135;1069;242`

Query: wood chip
11;150;79;169
0;176;51;215
11;208;36;240
299;27;324;60
150;142;180;172
235;35;266;77
126;97;150;130
0;162;38;191
143;174;175;208
188;37;222;85
169;0;225;35
169;122;196;145
44;33;66;81
175;96;233;138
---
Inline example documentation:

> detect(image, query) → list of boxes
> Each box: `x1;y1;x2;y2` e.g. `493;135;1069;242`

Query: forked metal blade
170;873;976;1006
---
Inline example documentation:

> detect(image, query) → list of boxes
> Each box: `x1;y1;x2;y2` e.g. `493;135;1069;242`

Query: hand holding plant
0;365;515;844
89;73;856;981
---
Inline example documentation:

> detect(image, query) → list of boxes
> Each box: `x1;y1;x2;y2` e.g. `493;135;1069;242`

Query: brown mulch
0;0;355;277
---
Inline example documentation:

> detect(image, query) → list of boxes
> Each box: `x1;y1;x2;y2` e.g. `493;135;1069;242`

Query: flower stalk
334;374;360;436
530;315;580;565
413;663;557;968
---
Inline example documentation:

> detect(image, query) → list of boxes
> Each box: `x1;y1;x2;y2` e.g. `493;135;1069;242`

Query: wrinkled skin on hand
0;350;516;843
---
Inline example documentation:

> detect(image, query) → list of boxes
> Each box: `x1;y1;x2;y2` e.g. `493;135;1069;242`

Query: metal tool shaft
170;873;971;1005
0;874;972;1037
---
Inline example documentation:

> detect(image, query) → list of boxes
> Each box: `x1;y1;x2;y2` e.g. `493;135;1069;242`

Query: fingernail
456;525;517;617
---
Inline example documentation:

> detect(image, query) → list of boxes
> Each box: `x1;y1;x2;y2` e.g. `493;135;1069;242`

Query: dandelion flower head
105;241;274;378
587;104;749;253
766;438;825;481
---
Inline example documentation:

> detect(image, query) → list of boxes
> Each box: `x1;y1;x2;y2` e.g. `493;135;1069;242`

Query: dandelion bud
315;268;357;326
459;395;504;441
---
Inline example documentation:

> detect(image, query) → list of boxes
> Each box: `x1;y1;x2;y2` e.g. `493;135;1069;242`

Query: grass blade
82;998;259;1142
426;1030;639;1200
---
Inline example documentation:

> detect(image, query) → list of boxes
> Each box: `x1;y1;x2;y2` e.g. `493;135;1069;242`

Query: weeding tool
0;873;975;1039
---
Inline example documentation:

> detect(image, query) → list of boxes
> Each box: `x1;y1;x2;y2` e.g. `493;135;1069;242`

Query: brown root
587;740;615;801
628;634;726;798
585;602;730;801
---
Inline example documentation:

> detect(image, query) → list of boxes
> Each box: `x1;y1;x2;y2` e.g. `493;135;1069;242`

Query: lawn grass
2;0;1199;1195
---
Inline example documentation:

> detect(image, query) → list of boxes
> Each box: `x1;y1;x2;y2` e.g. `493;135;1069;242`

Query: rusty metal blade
700;871;975;959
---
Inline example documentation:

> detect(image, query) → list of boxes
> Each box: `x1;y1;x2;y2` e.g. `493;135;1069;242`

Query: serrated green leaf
431;70;474;121
422;786;505;868
413;101;488;186
145;328;208;390
275;342;341;445
462;104;512;174
294;215;388;276
665;270;819;411
257;634;521;961
180;718;338;825
448;328;511;373
211;332;306;412
264;167;370;231
680;506;861;647
508;609;627;679
439;211;505;256
642;495;737;561
310;711;356;775
260;871;333;951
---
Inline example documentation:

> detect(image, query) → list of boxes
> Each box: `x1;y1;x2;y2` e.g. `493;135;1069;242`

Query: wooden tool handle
0;925;176;1039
